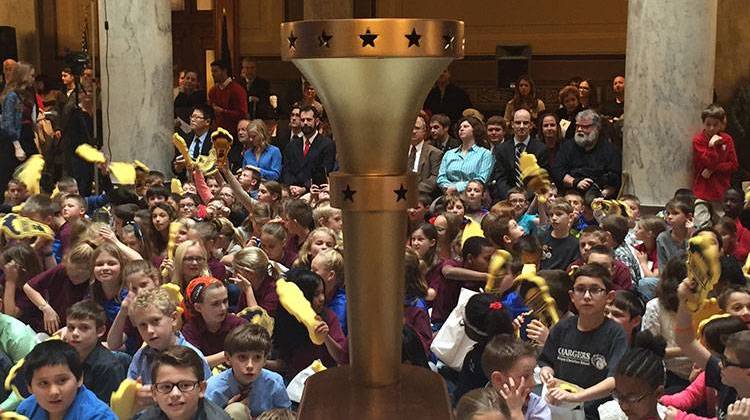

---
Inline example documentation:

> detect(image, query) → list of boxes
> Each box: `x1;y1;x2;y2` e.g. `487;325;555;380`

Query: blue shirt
17;385;116;420
436;144;494;192
327;287;347;335
242;145;282;181
127;332;212;384
205;368;290;417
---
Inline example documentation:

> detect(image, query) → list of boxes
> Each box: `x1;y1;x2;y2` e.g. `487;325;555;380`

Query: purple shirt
182;313;248;356
25;264;89;331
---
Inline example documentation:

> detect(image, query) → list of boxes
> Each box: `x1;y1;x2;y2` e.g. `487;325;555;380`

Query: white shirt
409;141;424;172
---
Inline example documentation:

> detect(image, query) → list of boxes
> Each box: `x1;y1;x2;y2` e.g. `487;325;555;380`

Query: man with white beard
552;109;622;198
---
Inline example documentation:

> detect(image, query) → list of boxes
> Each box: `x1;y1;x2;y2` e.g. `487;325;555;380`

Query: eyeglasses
613;391;649;404
153;381;200;394
572;286;607;297
183;256;206;263
720;354;750;369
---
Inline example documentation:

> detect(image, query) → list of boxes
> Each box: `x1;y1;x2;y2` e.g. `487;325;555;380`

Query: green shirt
0;313;37;411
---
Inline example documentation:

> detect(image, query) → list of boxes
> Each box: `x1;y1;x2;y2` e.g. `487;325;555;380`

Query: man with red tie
281;105;336;198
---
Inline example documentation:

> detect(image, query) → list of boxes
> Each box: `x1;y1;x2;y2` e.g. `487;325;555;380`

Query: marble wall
623;0;717;207
97;0;174;174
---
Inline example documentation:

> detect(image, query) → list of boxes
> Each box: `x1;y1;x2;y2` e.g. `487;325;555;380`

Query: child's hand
546;387;579;405
314;319;330;339
727;398;750;420
42;305;60;334
512;312;528;334
230;272;254;293
709;135;724;148
664;406;679;420
98;226;117;243
526;319;549;345
701;168;713;179
634;248;649;265
121;291;136;310
160;258;174;278
677;277;698;305
3;260;20;284
539;366;555;386
498;376;527;416
134;381;154;410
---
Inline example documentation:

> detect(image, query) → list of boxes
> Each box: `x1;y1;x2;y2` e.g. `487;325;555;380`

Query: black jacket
491;137;549;200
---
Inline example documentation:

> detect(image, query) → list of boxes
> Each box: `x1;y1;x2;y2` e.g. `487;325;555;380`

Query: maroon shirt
404;305;432;356
281;307;348;381
429;259;463;324
25;264;89;331
236;277;279;316
182;313;248;356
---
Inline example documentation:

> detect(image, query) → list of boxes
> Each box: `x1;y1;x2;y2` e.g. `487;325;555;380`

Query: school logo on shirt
591;354;607;370
557;348;608;371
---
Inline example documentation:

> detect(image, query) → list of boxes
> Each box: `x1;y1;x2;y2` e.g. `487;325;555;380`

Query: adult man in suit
272;103;303;160
491;109;549;200
239;58;272;120
429;113;460;153
172;104;214;179
409;114;443;198
281;105;336;197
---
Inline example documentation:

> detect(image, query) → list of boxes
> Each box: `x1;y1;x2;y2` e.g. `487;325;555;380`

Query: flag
221;8;232;77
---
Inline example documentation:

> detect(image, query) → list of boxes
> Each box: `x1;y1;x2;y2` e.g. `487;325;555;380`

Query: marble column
97;0;173;173
623;0;717;207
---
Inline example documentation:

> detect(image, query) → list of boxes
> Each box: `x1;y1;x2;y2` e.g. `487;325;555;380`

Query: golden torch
281;19;463;419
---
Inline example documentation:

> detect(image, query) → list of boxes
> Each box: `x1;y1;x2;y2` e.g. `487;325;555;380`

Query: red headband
186;276;221;305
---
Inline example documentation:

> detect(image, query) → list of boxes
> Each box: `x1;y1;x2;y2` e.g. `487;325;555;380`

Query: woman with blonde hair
241;119;282;181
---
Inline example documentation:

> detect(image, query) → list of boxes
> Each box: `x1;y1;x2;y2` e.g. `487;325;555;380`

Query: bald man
2;58;16;85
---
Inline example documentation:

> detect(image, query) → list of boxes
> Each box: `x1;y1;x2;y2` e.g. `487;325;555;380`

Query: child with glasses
127;288;212;410
596;331;670;420
134;345;230;420
675;277;750;420
539;263;628;418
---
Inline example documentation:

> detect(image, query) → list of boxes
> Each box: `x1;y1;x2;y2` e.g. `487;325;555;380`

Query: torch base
297;365;452;420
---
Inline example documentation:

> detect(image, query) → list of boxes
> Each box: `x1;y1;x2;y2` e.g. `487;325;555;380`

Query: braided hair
615;330;667;390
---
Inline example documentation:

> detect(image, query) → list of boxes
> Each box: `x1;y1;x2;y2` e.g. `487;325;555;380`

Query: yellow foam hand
172;133;193;166
514;264;559;327
211;128;234;169
460;218;485;247
0;213;55;241
276;278;326;345
743;252;750;281
75;144;107;164
13;154;45;195
195;147;217;176
519;153;552;203
133;160;150;172
0;412;29;420
108;162;137;185
170;178;184;195
686;235;721;312
310;359;327;373
110;378;142;420
486;249;511;293
556;380;583;393
161;282;184;306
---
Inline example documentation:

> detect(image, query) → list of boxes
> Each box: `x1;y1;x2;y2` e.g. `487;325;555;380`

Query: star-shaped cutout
394;184;408;202
318;30;333;48
287;31;298;50
405;28;421;48
359;28;378;48
342;184;357;202
443;33;455;50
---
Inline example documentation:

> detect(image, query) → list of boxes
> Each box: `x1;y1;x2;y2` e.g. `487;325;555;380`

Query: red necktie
303;139;311;158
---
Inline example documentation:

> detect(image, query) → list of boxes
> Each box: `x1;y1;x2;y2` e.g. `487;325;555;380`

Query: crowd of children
0;101;748;420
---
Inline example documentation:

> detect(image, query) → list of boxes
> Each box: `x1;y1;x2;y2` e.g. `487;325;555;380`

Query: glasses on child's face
183;256;206;263
154;380;200;394
572;286;606;297
613;391;649;404
720;354;750;370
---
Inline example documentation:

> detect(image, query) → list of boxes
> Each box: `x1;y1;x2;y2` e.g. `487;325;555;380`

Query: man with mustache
552;109;622;198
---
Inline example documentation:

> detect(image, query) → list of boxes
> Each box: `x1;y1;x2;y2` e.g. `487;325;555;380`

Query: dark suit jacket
171;130;214;176
273;125;302;163
491;137;549;200
433;136;461;154
414;143;443;197
240;76;272;119
281;133;336;187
